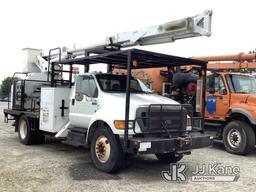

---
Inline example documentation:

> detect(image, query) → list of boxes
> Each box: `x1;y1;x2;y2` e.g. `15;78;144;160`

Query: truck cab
205;72;256;154
69;72;187;135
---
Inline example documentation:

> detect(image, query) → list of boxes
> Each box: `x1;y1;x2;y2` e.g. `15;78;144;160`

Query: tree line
0;77;16;97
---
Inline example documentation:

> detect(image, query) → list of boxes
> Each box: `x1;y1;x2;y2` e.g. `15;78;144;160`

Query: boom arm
47;10;212;60
113;9;212;47
69;9;212;53
24;10;212;72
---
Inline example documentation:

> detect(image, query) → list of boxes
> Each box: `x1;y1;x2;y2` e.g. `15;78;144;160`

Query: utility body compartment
39;87;70;133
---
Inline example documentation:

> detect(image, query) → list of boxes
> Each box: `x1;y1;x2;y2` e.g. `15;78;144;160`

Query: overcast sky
0;0;255;81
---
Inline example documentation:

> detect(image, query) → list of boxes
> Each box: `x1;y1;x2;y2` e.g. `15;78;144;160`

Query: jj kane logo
162;163;240;182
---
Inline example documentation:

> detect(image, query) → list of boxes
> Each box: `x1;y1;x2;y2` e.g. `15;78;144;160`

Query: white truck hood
99;93;179;118
108;93;178;105
93;93;182;135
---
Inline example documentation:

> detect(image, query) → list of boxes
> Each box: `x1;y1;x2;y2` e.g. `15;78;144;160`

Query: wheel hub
19;119;27;140
227;128;241;148
95;136;110;163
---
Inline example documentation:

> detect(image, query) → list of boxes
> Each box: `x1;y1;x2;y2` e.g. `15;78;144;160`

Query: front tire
223;120;255;155
155;152;183;163
90;126;124;173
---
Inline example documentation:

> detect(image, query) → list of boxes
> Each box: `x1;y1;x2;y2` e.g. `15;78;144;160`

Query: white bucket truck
4;10;213;172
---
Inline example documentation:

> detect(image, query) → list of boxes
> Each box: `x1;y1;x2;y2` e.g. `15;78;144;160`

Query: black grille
136;104;190;134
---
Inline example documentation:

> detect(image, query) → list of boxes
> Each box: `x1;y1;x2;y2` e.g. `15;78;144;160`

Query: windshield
226;74;256;94
95;74;149;93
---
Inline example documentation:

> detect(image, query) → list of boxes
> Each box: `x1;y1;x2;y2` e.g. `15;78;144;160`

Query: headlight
114;120;134;129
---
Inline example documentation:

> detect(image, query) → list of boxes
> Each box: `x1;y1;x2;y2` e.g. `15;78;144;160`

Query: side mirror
220;88;227;95
208;88;215;94
75;93;83;101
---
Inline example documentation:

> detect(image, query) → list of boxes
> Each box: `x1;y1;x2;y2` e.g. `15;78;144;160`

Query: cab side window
76;76;98;98
88;78;98;98
207;75;226;94
214;76;225;93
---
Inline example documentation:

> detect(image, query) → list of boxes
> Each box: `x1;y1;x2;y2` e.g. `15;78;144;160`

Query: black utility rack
49;46;208;152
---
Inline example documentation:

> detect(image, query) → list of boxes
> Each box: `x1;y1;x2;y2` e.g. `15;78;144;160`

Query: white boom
63;9;212;57
24;10;212;72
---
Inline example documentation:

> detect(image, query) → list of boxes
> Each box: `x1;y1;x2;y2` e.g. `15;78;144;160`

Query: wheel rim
227;128;241;148
19;119;28;140
95;135;111;163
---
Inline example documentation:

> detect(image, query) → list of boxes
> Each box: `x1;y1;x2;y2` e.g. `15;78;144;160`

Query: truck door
205;74;230;121
69;75;99;128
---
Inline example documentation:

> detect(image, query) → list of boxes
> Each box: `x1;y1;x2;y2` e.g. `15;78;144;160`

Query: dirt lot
0;102;255;192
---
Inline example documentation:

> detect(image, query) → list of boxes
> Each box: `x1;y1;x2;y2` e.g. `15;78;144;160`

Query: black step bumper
127;133;213;154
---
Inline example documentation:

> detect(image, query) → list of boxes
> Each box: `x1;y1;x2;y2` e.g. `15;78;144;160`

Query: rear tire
155;152;183;163
223;120;255;155
90;125;124;173
18;115;44;145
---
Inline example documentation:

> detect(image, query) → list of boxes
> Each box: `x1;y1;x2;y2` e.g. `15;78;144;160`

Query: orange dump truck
195;53;256;155
205;71;256;155
121;52;256;155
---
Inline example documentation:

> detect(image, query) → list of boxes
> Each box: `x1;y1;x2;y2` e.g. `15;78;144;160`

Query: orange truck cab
205;72;256;155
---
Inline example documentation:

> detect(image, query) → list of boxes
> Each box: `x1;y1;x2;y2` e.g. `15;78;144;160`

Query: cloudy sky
0;0;255;81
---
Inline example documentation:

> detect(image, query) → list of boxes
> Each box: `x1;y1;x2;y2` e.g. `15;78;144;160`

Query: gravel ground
0;102;255;192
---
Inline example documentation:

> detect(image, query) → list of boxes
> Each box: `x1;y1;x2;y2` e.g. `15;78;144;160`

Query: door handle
91;102;97;105
215;95;223;99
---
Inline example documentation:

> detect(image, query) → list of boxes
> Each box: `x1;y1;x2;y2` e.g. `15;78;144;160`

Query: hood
100;93;178;107
98;93;179;119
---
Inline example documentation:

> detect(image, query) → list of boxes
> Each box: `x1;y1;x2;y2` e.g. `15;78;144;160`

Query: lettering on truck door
206;74;230;121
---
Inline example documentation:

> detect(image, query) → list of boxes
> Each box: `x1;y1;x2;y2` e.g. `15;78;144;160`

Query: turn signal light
114;120;134;129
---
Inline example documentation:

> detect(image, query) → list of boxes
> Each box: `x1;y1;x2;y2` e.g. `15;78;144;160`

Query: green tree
0;77;15;97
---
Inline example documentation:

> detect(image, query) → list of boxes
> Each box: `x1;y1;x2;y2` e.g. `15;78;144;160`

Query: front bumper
127;133;213;154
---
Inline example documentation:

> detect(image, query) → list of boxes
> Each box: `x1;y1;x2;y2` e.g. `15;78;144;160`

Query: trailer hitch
177;137;192;147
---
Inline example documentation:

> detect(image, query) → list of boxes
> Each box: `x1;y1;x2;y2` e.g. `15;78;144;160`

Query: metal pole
69;64;73;88
84;51;90;73
107;64;113;73
193;53;256;62
201;64;207;132
51;63;54;87
47;53;50;82
124;50;132;151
